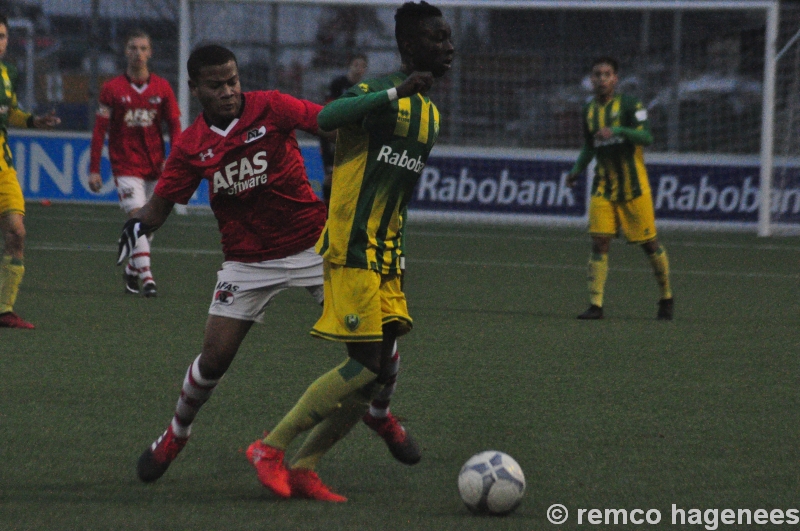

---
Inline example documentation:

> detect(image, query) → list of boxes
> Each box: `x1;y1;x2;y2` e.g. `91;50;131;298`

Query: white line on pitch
410;230;800;252
26;242;797;279
410;258;799;279
28;242;220;255
29;214;800;253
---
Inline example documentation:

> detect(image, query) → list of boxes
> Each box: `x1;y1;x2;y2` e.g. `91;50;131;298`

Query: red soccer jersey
90;73;181;180
155;91;326;263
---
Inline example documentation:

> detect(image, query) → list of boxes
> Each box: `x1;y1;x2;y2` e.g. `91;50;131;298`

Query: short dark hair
0;14;7;29
187;44;237;80
125;28;151;45
592;56;619;74
395;1;442;52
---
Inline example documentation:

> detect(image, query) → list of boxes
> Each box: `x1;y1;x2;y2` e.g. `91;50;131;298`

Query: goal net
183;0;796;233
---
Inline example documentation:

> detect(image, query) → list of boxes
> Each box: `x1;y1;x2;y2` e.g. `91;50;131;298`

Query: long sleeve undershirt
317;90;393;132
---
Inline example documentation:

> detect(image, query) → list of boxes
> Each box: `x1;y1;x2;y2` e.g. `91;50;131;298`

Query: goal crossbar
188;0;775;8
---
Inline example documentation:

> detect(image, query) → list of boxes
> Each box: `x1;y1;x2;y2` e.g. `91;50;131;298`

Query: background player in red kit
115;44;334;498
89;29;181;297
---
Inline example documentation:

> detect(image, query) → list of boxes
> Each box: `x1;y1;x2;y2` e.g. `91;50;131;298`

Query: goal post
759;0;778;236
180;0;788;234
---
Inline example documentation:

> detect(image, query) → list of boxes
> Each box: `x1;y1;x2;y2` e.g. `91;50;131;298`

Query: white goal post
178;0;784;235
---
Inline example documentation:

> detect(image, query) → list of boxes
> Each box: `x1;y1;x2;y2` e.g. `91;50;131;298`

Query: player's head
590;56;619;101
187;44;242;124
0;15;9;59
347;53;368;83
394;1;453;78
125;29;152;72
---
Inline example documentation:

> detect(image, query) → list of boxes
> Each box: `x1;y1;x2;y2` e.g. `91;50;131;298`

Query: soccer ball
457;450;526;515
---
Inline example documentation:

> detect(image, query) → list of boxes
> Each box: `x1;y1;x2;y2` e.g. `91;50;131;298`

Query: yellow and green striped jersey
0;60;31;170
316;72;440;274
581;94;652;202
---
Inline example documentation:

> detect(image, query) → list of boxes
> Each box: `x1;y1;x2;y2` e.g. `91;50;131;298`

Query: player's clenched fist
117;218;151;265
88;172;103;193
566;171;580;188
396;71;434;98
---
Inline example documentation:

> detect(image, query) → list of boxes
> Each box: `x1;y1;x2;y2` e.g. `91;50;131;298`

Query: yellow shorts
589;190;657;243
0;167;24;217
311;261;412;343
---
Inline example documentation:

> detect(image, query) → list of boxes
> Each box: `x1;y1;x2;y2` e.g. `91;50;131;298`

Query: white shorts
116;176;157;214
209;247;324;323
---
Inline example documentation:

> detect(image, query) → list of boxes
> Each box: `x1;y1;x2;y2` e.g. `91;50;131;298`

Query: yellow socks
0;255;24;314
587;252;608;307
289;387;375;471
647;245;673;300
265;358;378;451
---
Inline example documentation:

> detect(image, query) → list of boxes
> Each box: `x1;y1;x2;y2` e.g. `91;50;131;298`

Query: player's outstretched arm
317;71;434;132
116;194;174;265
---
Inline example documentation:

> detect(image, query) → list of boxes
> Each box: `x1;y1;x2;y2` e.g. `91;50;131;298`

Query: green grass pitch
1;203;798;530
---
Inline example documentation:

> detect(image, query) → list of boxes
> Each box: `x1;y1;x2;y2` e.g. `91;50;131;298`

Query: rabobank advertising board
411;148;582;217
411;148;800;226
13;132;800;227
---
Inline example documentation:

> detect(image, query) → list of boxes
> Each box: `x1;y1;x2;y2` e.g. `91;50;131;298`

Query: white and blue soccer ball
457;450;526;515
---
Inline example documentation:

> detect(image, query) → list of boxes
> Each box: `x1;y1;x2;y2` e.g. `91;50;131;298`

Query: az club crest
344;314;360;331
244;126;267;143
214;290;234;306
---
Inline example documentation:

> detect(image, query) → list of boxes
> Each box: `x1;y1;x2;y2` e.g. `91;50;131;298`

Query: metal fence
7;1;800;158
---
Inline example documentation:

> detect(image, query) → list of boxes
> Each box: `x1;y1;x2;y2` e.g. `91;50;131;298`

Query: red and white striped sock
131;235;154;285
171;355;220;438
125;260;137;277
369;341;399;419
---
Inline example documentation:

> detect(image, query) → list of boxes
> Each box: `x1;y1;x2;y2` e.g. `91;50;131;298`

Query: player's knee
346;342;382;375
591;238;610;254
3;223;25;254
641;239;659;255
197;346;236;380
196;356;226;381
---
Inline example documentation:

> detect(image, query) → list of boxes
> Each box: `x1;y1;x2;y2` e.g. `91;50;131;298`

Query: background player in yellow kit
567;56;673;321
0;13;61;329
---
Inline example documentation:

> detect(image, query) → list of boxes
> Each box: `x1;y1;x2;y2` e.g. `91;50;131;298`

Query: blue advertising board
411;155;583;216
411;149;800;225
648;161;799;223
13;131;325;206
13;132;800;227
